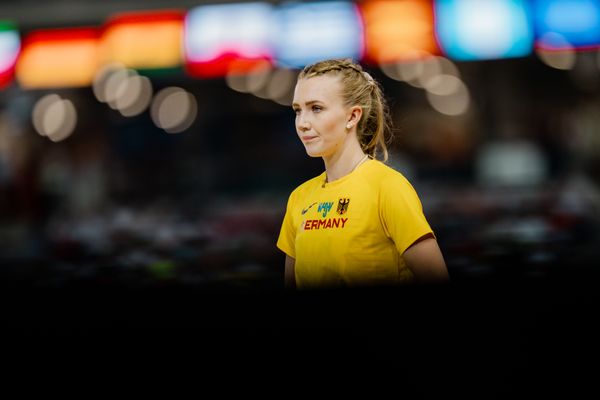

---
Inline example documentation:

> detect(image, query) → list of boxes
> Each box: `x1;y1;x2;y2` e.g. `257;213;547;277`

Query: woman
277;59;448;289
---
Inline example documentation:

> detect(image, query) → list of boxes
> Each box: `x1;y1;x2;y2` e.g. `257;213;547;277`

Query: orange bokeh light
360;0;440;64
16;28;100;89
100;10;185;70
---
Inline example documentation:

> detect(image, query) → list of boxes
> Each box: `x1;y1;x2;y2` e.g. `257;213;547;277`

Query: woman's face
292;75;351;158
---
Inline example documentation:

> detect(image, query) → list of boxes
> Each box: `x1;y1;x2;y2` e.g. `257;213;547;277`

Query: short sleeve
379;175;434;255
276;191;297;258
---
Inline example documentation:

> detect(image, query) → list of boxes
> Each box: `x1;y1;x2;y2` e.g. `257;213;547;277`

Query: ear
346;105;362;130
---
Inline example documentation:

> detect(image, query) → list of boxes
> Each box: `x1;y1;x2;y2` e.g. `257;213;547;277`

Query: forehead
293;75;343;105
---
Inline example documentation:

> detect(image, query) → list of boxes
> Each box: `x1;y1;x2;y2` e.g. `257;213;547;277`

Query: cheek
320;116;344;140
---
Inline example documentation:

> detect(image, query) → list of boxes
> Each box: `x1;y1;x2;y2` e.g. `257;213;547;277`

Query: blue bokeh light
273;1;364;68
534;0;600;49
435;0;534;61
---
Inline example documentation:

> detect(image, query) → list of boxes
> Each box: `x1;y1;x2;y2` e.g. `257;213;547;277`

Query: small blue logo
318;201;334;218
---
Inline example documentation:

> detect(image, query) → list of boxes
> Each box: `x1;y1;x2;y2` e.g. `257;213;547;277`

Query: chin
303;144;322;158
305;147;328;158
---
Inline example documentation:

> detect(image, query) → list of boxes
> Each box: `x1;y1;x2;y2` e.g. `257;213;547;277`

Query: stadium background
2;0;600;289
2;1;600;394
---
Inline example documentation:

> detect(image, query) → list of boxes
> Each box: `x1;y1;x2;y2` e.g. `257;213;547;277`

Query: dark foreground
2;270;600;398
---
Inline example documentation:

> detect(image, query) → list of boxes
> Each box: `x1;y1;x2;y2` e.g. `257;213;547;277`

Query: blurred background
1;0;600;290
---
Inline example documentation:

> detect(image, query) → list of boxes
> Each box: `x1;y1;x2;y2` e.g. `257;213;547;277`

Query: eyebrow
291;100;324;108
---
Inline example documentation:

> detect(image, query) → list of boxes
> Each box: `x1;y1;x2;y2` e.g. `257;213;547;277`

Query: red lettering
317;219;326;229
311;220;318;229
325;219;332;229
341;218;348;228
304;220;312;230
332;219;340;228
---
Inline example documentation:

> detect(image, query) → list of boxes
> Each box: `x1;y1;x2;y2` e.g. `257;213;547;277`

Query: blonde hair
298;58;392;161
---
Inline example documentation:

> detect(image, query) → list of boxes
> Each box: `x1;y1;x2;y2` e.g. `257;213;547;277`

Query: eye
292;108;300;115
312;105;322;113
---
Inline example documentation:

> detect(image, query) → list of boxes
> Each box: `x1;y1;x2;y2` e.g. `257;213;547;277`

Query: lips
301;135;318;142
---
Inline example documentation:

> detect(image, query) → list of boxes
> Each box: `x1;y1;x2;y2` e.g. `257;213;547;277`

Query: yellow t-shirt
277;159;434;289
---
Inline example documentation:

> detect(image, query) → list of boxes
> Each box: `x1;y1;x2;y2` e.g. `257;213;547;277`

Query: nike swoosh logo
301;202;317;215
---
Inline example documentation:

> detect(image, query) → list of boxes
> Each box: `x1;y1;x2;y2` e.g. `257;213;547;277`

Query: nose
297;114;311;132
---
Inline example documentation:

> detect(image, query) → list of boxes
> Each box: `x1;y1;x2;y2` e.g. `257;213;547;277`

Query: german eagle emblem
337;198;350;215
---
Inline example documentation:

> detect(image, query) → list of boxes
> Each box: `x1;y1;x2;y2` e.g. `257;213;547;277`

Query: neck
323;139;368;183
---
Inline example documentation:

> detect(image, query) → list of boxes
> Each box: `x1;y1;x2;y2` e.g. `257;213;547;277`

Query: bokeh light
414;56;442;88
381;54;462;96
435;56;461;78
435;0;534;61
533;0;600;51
114;74;153;117
424;74;463;96
150;87;198;133
32;94;77;141
535;33;576;70
360;0;439;65
184;2;276;77
16;27;100;89
267;68;296;106
426;80;470;116
476;139;549;187
92;62;125;102
105;68;137;109
0;25;20;88
379;50;428;82
225;60;272;94
274;1;364;68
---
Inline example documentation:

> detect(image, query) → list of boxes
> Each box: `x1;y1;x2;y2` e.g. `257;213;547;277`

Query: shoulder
365;159;415;189
355;161;428;232
364;160;424;209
